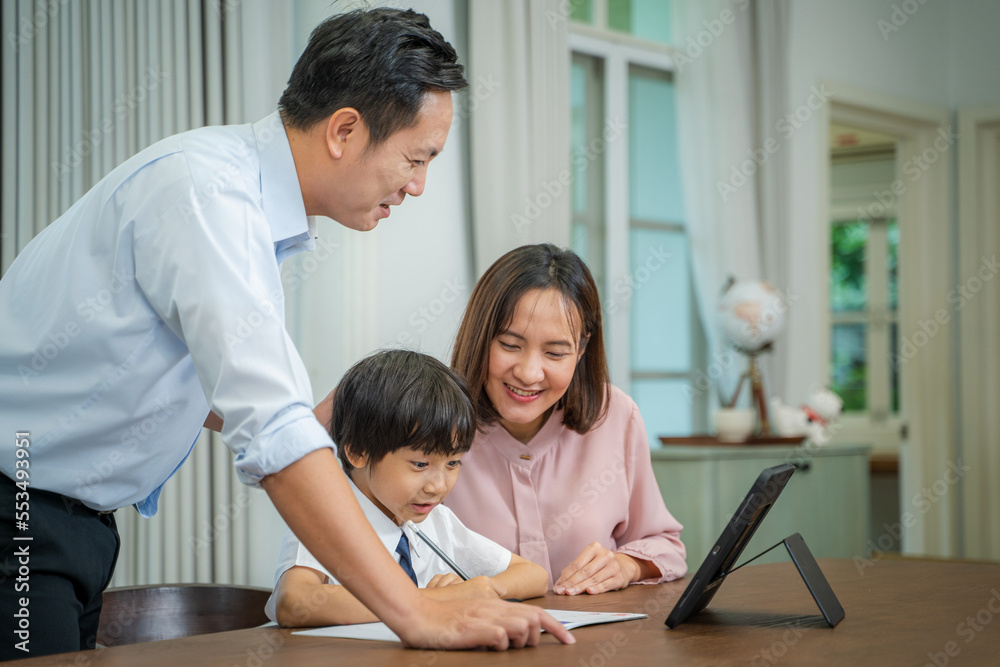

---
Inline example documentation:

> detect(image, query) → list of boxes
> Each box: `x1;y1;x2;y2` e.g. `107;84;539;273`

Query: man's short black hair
331;349;476;473
279;7;467;147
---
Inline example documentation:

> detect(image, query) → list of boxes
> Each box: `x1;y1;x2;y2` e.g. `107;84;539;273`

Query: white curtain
467;0;571;276
673;0;761;407
1;0;269;587
673;0;793;411
751;0;794;404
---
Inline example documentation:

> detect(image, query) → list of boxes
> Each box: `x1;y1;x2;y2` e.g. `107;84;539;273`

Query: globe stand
726;345;772;436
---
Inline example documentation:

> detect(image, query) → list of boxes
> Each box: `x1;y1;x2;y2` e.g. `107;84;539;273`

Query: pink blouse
445;385;686;586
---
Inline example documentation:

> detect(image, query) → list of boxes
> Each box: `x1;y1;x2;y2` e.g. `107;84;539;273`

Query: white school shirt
0;112;333;515
265;478;513;622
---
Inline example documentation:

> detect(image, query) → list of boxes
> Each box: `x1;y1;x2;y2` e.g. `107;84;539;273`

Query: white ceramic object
714;408;756;442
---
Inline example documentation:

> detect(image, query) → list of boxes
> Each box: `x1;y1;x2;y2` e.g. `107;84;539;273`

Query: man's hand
553;543;641;595
398;598;575;650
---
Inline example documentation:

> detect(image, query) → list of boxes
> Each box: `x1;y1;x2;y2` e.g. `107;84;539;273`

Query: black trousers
0;474;120;662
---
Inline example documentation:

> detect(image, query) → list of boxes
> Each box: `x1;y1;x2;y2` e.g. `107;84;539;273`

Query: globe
718;279;786;353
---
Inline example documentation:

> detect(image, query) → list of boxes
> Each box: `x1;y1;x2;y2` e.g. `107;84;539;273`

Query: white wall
782;0;1000;403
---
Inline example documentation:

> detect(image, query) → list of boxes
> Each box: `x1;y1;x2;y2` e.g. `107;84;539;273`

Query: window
829;150;900;421
570;4;707;446
571;0;674;44
830;216;899;416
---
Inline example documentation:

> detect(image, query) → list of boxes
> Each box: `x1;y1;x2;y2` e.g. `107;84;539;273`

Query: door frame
815;82;956;558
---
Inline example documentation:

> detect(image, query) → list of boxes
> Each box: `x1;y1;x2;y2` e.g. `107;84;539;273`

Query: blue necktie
396;532;418;585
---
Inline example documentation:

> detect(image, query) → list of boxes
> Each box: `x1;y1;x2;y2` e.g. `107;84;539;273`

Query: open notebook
293;609;648;642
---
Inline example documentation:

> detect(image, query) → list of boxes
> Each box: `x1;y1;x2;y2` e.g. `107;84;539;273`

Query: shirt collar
345;475;406;556
483;407;566;465
253;112;313;247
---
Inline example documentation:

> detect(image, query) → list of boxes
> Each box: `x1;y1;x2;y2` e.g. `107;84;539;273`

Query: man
0;8;572;660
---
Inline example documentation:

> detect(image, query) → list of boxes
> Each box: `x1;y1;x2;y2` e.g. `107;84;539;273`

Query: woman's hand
552;542;643;595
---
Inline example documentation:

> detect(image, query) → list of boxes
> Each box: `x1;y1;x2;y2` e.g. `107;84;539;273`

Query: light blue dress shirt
0;112;334;516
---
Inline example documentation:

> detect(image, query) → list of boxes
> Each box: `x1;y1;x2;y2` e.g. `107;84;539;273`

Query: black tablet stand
727;532;845;627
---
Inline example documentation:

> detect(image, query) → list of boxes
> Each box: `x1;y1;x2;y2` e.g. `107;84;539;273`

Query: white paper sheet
291;609;648;642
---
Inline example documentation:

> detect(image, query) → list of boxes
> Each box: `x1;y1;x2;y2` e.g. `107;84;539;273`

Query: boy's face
348;446;465;525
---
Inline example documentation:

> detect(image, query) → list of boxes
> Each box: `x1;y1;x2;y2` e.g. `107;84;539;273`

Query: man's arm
204;388;334;434
261;448;575;649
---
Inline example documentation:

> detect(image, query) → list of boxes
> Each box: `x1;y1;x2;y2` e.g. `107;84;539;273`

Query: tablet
665;463;796;629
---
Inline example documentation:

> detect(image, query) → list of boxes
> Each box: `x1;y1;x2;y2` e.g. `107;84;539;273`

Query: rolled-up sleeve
614;401;687;582
132;160;332;485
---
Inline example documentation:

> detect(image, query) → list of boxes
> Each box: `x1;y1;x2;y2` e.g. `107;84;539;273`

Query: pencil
404;520;470;581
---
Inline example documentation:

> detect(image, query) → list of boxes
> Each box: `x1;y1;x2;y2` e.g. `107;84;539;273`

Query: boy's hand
398;598;575;650
423;575;503;600
426;573;464;588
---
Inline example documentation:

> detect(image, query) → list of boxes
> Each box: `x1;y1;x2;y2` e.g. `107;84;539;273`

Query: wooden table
11;559;1000;666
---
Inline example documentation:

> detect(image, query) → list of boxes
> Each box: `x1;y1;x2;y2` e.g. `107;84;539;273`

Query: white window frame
570;29;706;434
828;153;904;453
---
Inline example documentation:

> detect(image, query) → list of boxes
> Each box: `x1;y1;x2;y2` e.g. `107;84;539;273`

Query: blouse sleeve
613;398;688;583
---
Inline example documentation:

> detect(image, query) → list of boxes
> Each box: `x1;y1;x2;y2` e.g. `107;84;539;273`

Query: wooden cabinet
650;442;871;571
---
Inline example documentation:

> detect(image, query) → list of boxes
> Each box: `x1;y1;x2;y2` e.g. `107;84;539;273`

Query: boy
266;350;548;626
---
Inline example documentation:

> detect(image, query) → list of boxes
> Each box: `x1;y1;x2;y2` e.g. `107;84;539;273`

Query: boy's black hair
279;7;467;147
331;349;476;473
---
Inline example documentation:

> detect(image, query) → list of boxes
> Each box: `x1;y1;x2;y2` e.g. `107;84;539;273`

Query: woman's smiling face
485;288;584;444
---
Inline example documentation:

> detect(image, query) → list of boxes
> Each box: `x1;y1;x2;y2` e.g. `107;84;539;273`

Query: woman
445;244;686;595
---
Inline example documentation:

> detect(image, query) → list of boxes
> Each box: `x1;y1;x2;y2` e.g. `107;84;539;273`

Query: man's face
324;90;454;231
